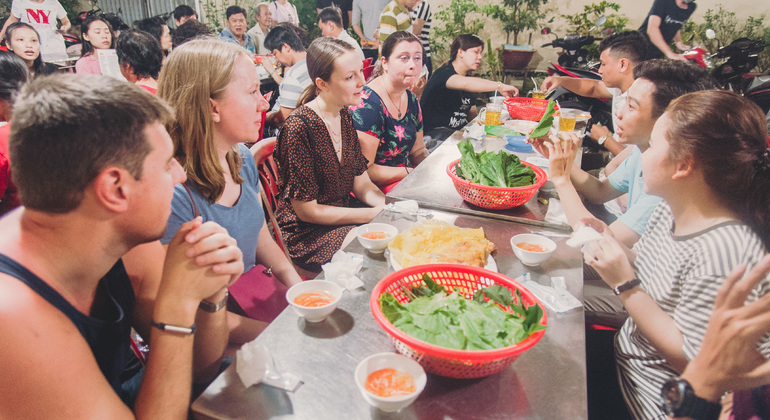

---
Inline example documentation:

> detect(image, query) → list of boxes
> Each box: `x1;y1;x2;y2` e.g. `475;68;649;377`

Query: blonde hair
157;37;245;202
297;37;354;106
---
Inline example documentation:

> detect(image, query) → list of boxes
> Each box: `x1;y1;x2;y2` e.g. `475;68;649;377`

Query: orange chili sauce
516;242;548;253
365;368;416;398
293;291;334;307
362;231;390;240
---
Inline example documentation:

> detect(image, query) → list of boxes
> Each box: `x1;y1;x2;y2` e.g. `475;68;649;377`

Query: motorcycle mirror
541;27;551;35
705;29;716;40
594;16;607;27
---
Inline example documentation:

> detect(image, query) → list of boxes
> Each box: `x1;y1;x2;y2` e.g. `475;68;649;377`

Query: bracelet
199;289;229;313
405;166;410;175
151;320;197;335
613;278;642;295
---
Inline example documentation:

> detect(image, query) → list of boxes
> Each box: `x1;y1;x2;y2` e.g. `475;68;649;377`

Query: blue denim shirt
220;27;256;54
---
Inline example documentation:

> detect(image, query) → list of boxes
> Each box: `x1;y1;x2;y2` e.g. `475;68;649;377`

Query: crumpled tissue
321;250;364;290
236;341;302;391
565;225;603;259
384;199;431;217
518;273;583;313
463;123;486;142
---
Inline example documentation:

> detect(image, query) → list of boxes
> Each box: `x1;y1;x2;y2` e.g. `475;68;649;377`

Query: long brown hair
665;90;770;247
297;36;354;106
157;37;245;202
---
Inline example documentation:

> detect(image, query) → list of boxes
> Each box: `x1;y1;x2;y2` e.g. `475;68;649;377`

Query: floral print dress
349;86;423;167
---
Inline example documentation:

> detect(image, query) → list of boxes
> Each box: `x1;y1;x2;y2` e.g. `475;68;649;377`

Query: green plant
482;0;549;46
681;5;770;72
430;0;484;63
484;39;503;82
560;1;628;62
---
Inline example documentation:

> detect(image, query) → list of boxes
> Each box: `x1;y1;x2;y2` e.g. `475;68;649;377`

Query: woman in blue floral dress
350;31;429;190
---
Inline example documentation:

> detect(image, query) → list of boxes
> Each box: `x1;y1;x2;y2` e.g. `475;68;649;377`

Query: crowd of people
1;0;770;419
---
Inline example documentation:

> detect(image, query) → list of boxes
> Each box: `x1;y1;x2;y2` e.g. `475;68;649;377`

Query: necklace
311;101;342;154
384;80;404;119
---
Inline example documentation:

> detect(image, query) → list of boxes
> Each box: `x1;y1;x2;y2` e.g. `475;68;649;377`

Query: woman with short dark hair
116;29;163;94
420;34;518;137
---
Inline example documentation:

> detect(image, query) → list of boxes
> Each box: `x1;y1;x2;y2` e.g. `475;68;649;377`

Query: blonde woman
123;38;301;340
275;37;385;273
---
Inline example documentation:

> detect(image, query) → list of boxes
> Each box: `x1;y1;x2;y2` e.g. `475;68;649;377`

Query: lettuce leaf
527;100;557;139
379;276;547;351
456;140;536;188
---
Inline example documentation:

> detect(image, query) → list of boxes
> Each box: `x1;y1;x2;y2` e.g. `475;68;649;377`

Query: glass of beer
484;103;502;126
529;89;546;100
558;110;577;132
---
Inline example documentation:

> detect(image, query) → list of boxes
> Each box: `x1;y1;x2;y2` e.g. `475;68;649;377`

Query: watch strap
199;290;229;313
613;278;641;295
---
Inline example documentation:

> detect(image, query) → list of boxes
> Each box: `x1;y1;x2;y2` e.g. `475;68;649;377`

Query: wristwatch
597;135;608;146
199;290;229;313
613;278;641;295
661;377;722;420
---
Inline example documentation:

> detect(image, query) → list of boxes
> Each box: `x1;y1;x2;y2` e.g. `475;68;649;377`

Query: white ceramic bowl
510;233;557;266
354;352;427;412
285;280;343;323
356;223;399;254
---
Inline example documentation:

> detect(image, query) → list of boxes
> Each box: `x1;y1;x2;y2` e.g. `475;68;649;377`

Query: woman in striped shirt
583;90;770;419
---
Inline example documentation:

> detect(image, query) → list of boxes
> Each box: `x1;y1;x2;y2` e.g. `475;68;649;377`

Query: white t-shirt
11;0;68;62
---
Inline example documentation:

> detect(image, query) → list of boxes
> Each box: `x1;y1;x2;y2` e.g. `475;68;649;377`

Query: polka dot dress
274;105;369;272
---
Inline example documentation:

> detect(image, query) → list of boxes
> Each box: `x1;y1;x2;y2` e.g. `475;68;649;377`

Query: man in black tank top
0;74;244;417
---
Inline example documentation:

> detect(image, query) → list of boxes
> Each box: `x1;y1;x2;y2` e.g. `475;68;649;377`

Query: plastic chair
251;138;316;279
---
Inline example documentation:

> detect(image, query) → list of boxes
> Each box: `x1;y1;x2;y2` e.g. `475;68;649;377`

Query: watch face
661;378;686;414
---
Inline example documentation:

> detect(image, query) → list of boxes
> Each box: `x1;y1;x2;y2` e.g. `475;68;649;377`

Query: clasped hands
158;217;244;312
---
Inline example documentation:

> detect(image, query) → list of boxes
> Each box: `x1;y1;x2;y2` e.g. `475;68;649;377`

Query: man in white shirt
318;6;364;60
247;2;272;55
264;24;311;128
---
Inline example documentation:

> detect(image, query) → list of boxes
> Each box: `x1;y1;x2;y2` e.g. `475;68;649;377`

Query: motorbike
685;29;770;115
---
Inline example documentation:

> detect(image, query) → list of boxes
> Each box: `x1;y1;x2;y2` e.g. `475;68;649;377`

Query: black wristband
613;278;641;295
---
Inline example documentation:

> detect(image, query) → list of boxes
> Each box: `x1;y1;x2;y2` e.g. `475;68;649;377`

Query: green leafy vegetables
379;274;547;351
456;140;536;188
527;100;557;139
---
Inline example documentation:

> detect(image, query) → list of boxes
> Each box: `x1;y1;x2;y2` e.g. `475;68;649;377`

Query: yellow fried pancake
388;220;496;268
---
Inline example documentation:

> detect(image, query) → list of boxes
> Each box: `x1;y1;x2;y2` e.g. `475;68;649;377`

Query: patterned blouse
349;86;423;167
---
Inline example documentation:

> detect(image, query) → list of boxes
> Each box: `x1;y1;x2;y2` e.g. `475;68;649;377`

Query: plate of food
387;220;497;272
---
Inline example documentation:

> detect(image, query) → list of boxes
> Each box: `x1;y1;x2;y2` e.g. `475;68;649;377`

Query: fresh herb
527;100;557;139
456;140;536;188
380;275;547;350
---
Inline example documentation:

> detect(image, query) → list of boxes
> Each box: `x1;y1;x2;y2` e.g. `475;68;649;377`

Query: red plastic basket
370;264;547;378
504;97;558;121
446;159;547;210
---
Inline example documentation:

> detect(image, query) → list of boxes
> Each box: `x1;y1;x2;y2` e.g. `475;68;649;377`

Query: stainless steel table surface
387;132;571;231
192;209;587;420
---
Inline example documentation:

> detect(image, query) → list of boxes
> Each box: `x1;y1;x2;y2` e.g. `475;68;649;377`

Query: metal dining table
387;131;571;231
191;208;587;420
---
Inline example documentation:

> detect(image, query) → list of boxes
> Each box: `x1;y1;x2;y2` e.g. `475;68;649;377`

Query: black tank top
0;254;137;404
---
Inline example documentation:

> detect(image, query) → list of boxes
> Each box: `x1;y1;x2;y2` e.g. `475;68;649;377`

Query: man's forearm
192;290;229;384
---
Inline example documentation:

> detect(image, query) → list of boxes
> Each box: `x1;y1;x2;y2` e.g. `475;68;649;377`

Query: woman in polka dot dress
275;37;385;273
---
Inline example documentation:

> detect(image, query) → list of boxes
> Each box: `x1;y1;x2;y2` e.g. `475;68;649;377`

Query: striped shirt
378;0;412;46
411;1;431;57
615;201;770;419
275;59;311;110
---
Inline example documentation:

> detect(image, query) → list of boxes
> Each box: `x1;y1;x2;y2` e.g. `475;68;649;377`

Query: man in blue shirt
220;5;256;53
